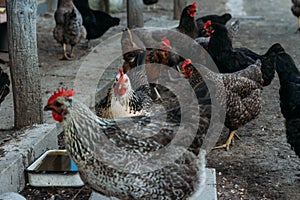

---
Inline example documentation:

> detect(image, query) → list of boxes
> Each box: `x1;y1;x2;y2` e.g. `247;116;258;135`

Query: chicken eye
54;101;63;107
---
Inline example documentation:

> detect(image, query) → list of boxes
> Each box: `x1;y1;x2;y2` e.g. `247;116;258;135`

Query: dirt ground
1;0;300;199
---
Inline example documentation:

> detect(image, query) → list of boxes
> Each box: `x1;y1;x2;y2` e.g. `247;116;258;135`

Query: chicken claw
213;130;240;151
153;87;162;100
60;43;73;60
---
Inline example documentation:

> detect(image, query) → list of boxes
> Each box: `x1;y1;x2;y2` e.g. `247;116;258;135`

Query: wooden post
127;0;144;28
173;0;186;20
6;0;43;128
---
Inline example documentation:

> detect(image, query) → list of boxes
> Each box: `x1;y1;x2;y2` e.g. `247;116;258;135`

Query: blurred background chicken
121;29;178;100
44;87;207;199
53;0;86;60
73;0;120;47
204;21;282;87
275;47;300;158
180;59;264;150
291;0;300;33
0;66;9;106
175;1;198;39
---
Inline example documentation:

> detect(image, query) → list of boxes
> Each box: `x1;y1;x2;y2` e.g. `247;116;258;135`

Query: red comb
204;20;212;29
191;1;197;9
181;59;193;78
47;87;74;104
182;59;192;70
161;37;170;47
118;67;124;77
184;59;192;66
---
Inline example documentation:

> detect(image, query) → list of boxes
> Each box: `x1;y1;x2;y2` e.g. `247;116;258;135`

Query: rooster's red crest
161;37;170;47
47;87;74;104
204;20;212;29
191;1;197;10
183;59;192;68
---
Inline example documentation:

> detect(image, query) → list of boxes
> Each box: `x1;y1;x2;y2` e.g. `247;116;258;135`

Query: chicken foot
61;43;73;60
153;86;162;100
213;130;241;151
68;45;76;59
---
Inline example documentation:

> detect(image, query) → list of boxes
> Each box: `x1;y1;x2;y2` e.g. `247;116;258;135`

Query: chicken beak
44;104;53;111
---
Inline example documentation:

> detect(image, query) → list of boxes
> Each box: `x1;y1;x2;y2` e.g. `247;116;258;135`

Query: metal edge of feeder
26;149;84;187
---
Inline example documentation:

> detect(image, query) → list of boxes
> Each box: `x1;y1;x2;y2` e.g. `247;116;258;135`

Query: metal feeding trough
26;149;84;187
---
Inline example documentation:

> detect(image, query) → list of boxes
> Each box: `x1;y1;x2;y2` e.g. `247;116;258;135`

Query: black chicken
73;0;120;43
204;21;282;86
275;48;300;158
196;13;232;37
0;67;10;105
143;0;158;5
176;1;198;39
291;0;300;33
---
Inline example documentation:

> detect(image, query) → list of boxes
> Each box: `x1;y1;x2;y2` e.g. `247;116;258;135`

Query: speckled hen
44;87;208;199
180;59;263;150
53;0;86;60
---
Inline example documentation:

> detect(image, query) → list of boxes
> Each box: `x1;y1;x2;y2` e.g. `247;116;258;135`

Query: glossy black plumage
73;0;120;40
196;13;232;37
176;2;198;39
206;22;282;86
0;67;10;105
275;48;300;157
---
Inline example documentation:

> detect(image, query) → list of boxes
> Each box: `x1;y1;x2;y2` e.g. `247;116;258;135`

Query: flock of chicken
40;1;300;199
0;0;298;199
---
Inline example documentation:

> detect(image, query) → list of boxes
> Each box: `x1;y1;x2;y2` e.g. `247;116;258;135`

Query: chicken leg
153;86;162;100
61;43;70;60
297;16;300;33
68;45;75;59
213;130;240;151
61;43;73;60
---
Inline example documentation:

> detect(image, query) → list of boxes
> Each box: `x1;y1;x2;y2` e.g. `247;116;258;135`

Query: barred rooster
0;67;10;105
180;59;263;150
275;47;300;157
44;87;208;199
53;0;86;60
